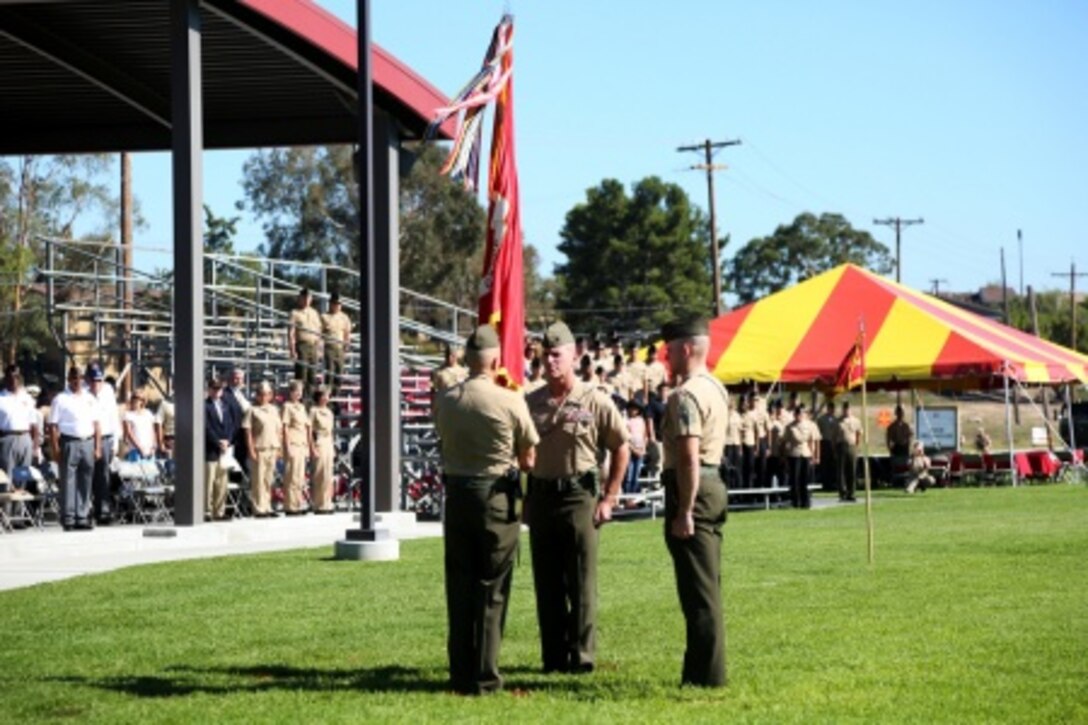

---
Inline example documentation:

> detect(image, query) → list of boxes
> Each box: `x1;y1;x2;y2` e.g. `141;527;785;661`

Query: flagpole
859;320;875;565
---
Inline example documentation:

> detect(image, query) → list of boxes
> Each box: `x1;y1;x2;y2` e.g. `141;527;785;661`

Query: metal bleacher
39;237;468;512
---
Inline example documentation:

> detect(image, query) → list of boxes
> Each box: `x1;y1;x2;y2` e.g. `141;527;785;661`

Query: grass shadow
50;664;450;698
49;662;625;700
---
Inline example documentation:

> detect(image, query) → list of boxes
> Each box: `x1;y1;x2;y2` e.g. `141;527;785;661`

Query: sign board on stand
915;405;959;452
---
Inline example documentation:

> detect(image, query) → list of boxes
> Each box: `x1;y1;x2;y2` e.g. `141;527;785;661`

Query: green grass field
1;485;1085;723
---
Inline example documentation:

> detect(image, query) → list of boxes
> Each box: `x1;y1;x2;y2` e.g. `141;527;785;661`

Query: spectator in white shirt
0;365;37;482
86;363;121;524
122;390;157;461
48;365;101;530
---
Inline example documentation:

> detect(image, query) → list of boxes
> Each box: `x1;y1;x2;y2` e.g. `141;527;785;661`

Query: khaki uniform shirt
644;360;668;394
740;409;759;447
155;400;176;437
321;310;352;351
626;360;647;394
243;403;282;452
816;412;840;445
754;407;770;441
526;380;628;479
435;374;539;477
662;372;729;470
290;307;322;346
282;401;309;448
725;407;742;446
783;419;820;458
887;419;912;451
837;414;862;448
432;364;468;393
607;369;634;401
769;417;787;457
310;406;335;442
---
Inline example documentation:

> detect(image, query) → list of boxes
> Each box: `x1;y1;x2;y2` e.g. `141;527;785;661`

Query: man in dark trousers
525;321;629;674
204;377;237;521
221;368;251;479
433;325;538;695
660;317;730;687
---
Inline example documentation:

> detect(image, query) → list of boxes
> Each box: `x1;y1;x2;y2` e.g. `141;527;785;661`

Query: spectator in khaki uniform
644;343;667;399
243;382;281;517
660;317;730;687
288;288;322;398
321;292;352;397
816;400;839;491
723;398;742;487
431;343;467;401
752;393;771;487
767;399;787;488
525;321;630;674
783;404;820;509
739;395;758;488
625;343;647;401
281;380;310;514
607;354;634;402
309;387;336;514
886;405;912;458
836;401;862;502
434;325;539;695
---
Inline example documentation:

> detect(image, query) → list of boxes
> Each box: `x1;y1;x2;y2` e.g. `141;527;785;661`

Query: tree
0;155;117;368
728;212;894;304
556;177;716;332
241;145;359;294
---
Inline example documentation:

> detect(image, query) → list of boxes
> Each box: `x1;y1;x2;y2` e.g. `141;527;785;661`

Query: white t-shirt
49;388;100;438
0;389;36;432
124;408;156;455
90;384;122;438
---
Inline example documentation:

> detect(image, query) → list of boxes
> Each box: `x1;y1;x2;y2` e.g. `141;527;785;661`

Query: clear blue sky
132;0;1088;302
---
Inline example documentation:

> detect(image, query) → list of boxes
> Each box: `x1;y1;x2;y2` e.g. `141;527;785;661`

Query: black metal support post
170;0;205;526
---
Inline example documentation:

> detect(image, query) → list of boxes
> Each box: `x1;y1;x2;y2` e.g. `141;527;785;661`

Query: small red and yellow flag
833;336;866;393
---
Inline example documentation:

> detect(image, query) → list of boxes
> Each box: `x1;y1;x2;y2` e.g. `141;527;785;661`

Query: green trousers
663;467;728;687
294;341;318;396
443;476;520;694
526;476;598;672
325;346;345;394
837;443;858;499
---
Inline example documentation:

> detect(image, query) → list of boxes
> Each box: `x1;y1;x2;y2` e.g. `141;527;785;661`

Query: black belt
61;434;93;442
0;430;29;437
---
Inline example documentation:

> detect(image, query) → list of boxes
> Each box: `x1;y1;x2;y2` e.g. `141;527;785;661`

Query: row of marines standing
433;318;729;694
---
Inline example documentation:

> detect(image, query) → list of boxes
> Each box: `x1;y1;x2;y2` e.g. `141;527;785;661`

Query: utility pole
1001;247;1009;325
678;138;741;316
1051;261;1088;351
120;152;133;399
873;216;924;283
1017;229;1023;297
929;278;948;296
1028;285;1053;448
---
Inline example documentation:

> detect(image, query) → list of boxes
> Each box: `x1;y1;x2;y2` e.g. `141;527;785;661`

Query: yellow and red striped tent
705;264;1088;389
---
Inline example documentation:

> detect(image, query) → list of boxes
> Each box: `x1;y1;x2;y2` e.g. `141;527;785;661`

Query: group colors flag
832;335;866;394
697;264;1088;389
429;15;524;386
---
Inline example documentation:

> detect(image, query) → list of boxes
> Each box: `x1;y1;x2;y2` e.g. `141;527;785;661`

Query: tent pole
1066;384;1078;453
1004;363;1017;486
861;377;874;564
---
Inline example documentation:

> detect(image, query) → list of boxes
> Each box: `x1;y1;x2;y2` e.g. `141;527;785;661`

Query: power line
678;138;741;316
873;216;924;283
1050;260;1088;350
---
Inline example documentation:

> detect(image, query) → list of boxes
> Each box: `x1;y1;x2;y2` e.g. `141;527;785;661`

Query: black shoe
74;522;94;530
